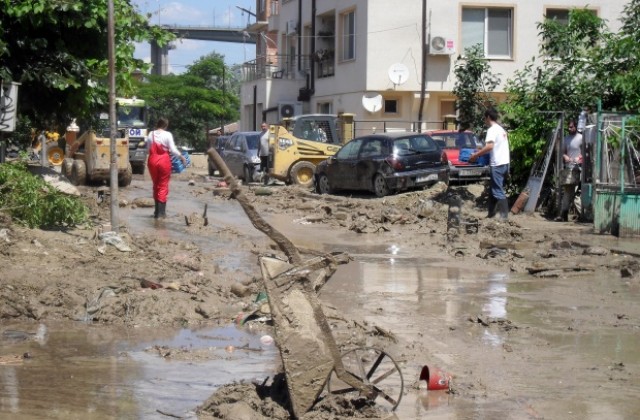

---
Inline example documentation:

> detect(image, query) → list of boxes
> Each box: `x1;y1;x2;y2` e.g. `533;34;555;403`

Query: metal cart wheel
327;347;404;411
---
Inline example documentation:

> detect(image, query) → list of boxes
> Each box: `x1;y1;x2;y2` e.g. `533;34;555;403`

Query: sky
132;0;258;74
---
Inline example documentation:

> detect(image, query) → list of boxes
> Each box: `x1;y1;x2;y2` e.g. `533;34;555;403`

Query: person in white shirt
146;117;186;218
258;122;270;185
556;119;583;222
470;108;511;220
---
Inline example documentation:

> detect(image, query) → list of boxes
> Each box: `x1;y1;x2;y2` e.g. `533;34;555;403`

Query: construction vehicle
61;130;132;187
115;97;148;175
267;113;354;188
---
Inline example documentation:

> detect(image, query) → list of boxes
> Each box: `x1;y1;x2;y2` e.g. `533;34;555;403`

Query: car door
225;134;241;175
355;137;385;189
326;139;363;190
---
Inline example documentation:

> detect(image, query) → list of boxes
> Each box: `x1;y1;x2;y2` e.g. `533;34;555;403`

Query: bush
0;161;88;228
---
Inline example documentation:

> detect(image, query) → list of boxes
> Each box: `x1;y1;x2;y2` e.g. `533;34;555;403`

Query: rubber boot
157;202;166;218
486;195;497;219
497;199;509;220
153;200;159;219
554;210;569;222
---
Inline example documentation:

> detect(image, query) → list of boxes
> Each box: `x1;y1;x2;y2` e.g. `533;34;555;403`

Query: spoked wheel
327;347;404;411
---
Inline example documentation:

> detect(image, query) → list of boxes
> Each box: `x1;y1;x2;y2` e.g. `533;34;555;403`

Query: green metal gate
592;111;640;237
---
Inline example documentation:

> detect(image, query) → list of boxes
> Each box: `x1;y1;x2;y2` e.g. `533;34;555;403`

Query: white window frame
340;10;355;61
461;7;513;59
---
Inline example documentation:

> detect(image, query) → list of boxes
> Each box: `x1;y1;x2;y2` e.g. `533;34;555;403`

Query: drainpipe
310;0;316;95
417;0;427;131
298;0;302;71
253;85;257;130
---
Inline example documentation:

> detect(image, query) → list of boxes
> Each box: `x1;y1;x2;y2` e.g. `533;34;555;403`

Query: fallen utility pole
206;148;403;417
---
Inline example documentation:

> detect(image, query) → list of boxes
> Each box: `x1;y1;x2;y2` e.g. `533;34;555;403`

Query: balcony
240;53;313;82
313;49;334;78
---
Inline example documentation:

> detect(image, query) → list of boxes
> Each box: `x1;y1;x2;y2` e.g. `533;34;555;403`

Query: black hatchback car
315;132;449;197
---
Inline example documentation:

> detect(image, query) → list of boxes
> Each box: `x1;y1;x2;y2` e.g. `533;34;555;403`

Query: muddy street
1;159;639;419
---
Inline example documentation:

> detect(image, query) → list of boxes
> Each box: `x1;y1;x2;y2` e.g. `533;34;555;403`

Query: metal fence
592;112;640;237
352;120;450;138
240;54;314;82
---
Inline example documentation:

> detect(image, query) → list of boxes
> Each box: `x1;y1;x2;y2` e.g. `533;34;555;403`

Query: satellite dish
388;63;409;86
362;92;383;113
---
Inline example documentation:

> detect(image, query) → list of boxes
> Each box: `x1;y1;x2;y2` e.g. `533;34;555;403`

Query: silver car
222;131;262;182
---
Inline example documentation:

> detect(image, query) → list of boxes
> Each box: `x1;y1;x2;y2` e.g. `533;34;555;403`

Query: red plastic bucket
419;365;452;390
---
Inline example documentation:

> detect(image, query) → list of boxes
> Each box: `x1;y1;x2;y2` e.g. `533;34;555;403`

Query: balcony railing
241;53;313;82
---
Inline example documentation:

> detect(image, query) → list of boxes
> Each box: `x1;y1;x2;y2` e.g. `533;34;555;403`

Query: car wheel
442;171;450;188
290;161;316;189
373;174;390;197
317;174;333;194
132;163;145;175
243;166;253;183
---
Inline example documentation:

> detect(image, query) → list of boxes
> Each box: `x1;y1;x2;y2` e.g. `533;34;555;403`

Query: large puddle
2;179;639;418
0;323;278;419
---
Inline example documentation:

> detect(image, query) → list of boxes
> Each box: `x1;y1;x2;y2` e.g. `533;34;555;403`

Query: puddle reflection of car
219;131;262;183
315;132;449;197
427;130;489;182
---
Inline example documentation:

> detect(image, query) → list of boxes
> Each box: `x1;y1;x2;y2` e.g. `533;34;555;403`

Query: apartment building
240;0;626;133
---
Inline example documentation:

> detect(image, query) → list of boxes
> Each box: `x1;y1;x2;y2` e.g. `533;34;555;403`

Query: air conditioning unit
429;36;455;55
286;19;298;35
278;101;303;118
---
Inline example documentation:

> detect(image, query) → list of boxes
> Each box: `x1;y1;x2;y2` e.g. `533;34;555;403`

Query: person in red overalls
146;117;186;218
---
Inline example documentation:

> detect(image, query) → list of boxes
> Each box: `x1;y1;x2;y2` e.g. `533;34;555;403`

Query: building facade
240;0;625;133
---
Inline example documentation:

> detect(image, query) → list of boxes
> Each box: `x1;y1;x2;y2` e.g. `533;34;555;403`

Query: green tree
452;44;501;134
601;0;640;111
0;0;174;136
500;8;610;189
135;53;240;151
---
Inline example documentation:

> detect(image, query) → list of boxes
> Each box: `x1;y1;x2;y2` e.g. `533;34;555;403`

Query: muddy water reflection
0;323;277;419
323;256;640;419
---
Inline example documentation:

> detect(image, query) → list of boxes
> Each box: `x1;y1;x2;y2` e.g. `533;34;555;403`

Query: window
359;139;384;158
246;134;260;150
462;7;513;58
336;139;362;159
384;99;398;114
317;102;332;114
341;10;355;61
545;8;597;24
545;8;569;24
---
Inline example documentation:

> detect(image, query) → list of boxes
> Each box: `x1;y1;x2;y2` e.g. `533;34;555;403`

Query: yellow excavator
267;113;354;188
61;127;132;187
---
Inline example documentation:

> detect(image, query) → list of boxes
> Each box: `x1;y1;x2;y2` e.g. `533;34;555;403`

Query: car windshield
392;135;438;155
431;133;477;149
246;134;260;150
